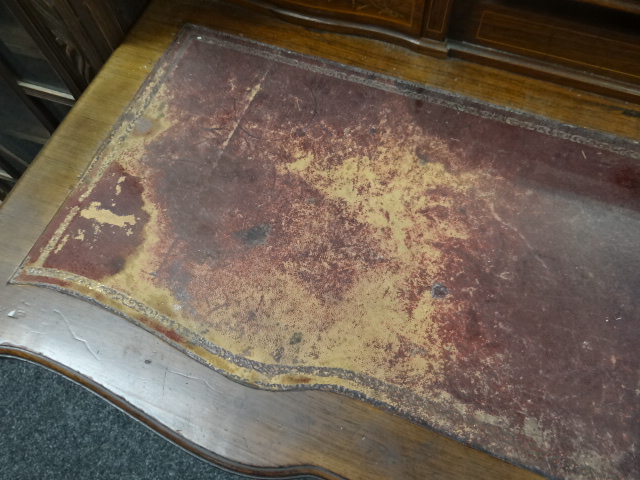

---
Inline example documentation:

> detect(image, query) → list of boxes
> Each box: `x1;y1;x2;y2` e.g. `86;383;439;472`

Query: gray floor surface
0;357;315;480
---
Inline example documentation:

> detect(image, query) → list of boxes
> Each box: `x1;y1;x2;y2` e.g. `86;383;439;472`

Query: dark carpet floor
0;357;314;480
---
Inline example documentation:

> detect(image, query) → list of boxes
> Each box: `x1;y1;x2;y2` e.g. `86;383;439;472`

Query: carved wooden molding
31;0;95;85
4;0;148;99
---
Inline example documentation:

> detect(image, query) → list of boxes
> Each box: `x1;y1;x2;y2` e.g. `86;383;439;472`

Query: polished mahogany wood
227;0;449;57
448;0;640;102
230;0;640;101
422;0;453;40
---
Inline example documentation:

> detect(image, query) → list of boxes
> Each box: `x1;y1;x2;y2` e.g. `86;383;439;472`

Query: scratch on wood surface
168;369;220;396
53;309;100;361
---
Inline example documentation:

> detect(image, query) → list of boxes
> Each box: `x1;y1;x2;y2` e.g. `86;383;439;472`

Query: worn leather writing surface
12;24;640;479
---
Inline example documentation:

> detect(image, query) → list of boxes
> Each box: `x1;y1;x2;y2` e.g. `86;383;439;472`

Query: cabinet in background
230;0;640;102
0;0;149;201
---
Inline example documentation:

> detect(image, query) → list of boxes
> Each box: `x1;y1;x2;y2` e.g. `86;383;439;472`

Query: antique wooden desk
1;1;638;479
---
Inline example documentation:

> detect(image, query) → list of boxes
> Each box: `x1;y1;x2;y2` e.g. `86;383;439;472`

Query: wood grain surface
447;0;640;103
1;0;638;479
224;0;640;101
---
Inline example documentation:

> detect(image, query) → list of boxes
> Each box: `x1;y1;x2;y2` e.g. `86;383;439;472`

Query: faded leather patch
12;25;640;480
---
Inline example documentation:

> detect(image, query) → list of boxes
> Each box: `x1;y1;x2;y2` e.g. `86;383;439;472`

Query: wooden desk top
1;1;638;479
